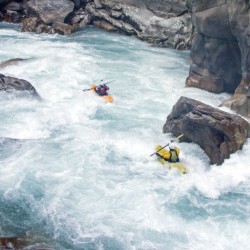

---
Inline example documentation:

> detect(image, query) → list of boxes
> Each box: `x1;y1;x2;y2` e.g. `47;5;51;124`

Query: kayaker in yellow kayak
155;144;180;163
155;144;187;174
150;135;187;174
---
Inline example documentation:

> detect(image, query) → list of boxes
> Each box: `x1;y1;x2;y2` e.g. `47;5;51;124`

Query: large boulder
0;74;41;99
24;0;74;24
163;96;250;165
186;0;250;117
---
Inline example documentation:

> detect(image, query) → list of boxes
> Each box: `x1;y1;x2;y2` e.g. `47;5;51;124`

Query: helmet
156;145;162;151
169;144;175;150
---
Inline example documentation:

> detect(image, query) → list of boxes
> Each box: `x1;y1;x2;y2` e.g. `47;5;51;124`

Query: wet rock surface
186;0;250;117
163;96;250;165
0;73;41;99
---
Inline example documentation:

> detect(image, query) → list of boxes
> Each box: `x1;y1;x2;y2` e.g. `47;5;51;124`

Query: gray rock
3;1;22;11
2;9;21;22
0;58;28;68
163;96;250;165
79;13;91;27
84;0;193;49
52;21;78;35
0;74;41;99
25;0;74;24
186;0;250;117
21;17;52;34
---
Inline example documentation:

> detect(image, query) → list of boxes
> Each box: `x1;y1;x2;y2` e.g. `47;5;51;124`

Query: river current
0;23;249;250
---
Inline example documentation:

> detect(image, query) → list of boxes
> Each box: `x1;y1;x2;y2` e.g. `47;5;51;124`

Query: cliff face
186;0;250;117
83;0;193;49
0;0;193;49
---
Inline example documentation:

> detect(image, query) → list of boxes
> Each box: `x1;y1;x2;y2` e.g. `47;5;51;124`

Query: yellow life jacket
169;149;179;162
155;145;180;162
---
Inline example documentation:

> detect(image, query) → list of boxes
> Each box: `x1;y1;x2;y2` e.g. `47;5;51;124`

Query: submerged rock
0;74;41;99
52;21;78;35
0;58;29;68
163;96;250;165
24;0;74;25
0;236;55;250
21;16;52;34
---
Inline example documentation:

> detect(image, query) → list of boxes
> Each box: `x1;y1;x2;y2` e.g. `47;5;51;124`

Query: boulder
21;17;52;34
2;9;21;22
163;96;250;165
0;58;28;68
0;74;41;98
52;21;78;35
25;0;74;24
221;93;250;118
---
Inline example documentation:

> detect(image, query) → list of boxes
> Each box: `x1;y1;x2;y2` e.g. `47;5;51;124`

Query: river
0;23;249;250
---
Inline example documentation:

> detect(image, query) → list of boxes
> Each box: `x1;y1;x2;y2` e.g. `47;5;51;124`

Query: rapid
0;23;249;250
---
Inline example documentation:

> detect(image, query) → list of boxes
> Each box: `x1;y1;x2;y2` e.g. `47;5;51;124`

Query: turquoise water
0;23;249;250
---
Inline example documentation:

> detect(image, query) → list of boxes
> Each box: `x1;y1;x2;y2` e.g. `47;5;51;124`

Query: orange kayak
91;84;114;103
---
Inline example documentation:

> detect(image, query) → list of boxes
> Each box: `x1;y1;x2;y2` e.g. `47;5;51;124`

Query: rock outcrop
186;0;250;117
82;0;193;49
0;74;41;99
0;0;23;22
163;96;249;165
0;0;193;49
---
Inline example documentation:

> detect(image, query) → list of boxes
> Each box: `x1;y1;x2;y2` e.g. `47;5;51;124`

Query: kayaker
95;80;109;96
156;144;180;163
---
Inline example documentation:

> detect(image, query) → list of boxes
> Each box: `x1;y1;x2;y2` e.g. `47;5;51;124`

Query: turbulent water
0;23;249;250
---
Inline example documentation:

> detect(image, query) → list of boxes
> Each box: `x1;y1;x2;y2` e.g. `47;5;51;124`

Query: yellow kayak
91;84;114;103
158;157;187;174
156;146;187;174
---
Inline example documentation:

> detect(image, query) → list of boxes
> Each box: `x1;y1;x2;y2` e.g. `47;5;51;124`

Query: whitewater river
0;23;249;250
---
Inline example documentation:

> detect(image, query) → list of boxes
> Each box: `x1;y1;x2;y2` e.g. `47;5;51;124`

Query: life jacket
100;87;106;95
169;149;179;162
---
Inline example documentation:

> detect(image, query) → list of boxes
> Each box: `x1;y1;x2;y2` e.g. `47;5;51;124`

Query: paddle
82;80;115;91
150;134;184;156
